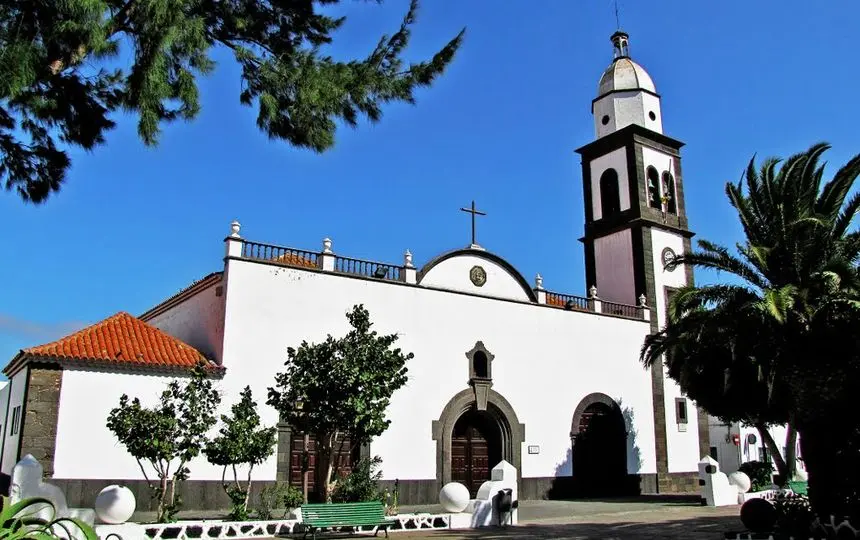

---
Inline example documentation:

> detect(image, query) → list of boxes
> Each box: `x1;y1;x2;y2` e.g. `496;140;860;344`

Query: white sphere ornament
94;485;136;524
439;482;470;513
728;471;752;494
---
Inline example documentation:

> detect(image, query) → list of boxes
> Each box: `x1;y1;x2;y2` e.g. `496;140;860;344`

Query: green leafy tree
106;362;221;522
0;1;464;203
268;304;412;502
203;386;277;521
642;143;860;517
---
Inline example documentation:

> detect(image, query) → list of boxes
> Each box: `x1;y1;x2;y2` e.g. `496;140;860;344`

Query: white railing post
320;237;335;271
638;293;651;321
225;220;243;258
534;274;546;304
403;249;417;284
588;285;602;313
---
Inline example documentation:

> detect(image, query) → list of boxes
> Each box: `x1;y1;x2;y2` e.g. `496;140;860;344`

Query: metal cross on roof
460;200;486;247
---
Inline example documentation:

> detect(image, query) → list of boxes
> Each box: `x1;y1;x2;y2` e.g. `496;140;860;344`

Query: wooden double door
289;433;357;497
451;409;503;496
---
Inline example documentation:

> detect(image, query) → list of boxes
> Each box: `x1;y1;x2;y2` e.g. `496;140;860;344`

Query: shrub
773;493;820;538
331;457;385;504
0;496;98;540
255;483;304;520
739;460;775;492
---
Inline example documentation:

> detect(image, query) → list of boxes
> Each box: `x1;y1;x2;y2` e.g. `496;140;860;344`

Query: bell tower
575;31;708;491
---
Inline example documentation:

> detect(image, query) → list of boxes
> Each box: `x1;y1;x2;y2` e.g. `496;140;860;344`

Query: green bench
300;501;391;539
787;480;808;495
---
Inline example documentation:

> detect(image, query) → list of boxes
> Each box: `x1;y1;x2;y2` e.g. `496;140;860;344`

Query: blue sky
1;0;858;367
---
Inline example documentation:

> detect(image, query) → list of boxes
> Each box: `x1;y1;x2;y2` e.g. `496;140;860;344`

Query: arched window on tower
646;166;661;209
599;169;621;218
662;171;677;214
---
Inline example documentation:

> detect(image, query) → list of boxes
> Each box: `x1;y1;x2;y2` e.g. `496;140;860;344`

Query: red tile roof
7;312;222;375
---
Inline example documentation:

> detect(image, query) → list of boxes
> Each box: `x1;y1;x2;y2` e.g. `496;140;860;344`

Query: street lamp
295;398;310;504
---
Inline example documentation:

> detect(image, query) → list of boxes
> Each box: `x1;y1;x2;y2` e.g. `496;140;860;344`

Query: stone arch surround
570;392;623;438
431;388;525;487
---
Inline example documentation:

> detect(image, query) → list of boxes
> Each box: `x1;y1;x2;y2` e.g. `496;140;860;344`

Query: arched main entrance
570;393;628;496
451;409;503;496
432;388;525;492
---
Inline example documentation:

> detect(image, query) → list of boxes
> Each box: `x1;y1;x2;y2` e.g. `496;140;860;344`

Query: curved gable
417;249;536;302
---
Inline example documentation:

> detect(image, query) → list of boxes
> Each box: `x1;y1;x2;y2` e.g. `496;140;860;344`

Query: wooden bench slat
301;501;391;539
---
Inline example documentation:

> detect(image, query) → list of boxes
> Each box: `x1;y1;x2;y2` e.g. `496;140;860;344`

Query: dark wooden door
451;410;500;497
289;433;355;495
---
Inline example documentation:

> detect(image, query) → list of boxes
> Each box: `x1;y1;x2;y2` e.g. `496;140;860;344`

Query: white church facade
0;31;713;507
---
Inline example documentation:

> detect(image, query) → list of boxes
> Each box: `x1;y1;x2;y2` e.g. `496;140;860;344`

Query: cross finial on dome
611;30;630;59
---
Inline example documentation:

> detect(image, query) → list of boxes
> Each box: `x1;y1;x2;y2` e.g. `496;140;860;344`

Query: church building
0;31;709;507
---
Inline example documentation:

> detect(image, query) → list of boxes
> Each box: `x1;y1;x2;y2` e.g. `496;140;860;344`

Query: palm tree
642;286;796;481
642;143;860;517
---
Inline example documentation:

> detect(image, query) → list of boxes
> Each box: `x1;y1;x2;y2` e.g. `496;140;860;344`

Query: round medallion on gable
661;247;677;271
470;265;487;287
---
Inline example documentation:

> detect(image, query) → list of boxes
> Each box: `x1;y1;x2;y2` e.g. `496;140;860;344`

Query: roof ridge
139;272;222;321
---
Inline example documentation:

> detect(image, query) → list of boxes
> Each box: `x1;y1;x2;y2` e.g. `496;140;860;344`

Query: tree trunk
755;423;787;483
783;424;798;482
158;476;169;522
324;433;336;503
313;432;333;503
167;477;176;519
244;466;254;514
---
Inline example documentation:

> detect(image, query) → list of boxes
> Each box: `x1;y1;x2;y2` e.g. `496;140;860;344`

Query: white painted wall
588;146;630;221
1;369;29;475
707;418;804;476
53;368;227;480
593;91;663;138
219;256;657;482
418;253;531;302
0;381;8;470
649;228;701;472
594;230;636;304
146;279;226;363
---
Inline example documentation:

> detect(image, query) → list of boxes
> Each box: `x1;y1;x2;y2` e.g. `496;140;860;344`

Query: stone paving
396;497;743;539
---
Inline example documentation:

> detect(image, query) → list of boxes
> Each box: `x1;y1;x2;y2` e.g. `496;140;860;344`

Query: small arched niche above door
465;341;495;410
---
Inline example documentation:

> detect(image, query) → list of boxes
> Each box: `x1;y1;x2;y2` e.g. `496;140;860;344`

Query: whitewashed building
0;31;712;507
708;417;804;479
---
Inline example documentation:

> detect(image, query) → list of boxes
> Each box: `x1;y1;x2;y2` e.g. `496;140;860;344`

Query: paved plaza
397;497;742;539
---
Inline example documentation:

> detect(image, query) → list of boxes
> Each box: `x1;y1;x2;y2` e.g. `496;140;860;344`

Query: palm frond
726;181;769;247
833;190;860;239
678;240;768;289
762;285;799;324
817;152;860;222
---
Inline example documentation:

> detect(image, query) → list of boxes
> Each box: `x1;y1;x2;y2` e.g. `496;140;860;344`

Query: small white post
320;238;335;271
403;249;417;284
225;220;243;258
534;274;546;304
588;284;602;313
638;293;650;322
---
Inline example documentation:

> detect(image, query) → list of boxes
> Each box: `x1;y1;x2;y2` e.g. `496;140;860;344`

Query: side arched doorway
432;388;525;496
570;393;629;496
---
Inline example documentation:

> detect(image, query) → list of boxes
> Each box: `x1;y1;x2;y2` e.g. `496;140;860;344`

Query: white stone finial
322;237;333;254
588;284;599;299
638;294;648;307
534;273;544;290
404;249;414;268
229;220;241;238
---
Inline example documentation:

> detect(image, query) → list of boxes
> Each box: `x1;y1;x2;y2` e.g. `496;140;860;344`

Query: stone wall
19;367;62;477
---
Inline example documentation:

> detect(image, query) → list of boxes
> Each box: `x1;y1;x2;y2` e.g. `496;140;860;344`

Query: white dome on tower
591;30;663;138
597;57;656;96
